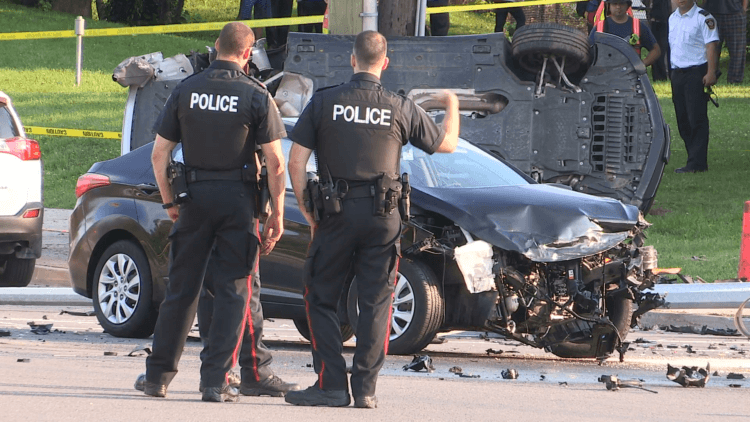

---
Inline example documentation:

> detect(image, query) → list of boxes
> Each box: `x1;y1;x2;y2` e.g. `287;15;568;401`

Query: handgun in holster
303;172;321;222
399;173;411;222
256;165;270;219
373;173;402;217
167;160;191;204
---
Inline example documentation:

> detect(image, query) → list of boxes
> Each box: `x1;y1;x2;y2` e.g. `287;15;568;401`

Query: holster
399;173;411;222
304;178;322;222
373;173;402;217
257;166;270;218
167;160;190;204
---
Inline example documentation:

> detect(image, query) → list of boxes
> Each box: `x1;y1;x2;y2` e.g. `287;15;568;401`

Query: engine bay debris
666;362;711;387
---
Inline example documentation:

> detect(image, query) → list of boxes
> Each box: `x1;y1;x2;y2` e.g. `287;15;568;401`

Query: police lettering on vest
189;92;239;112
332;104;392;126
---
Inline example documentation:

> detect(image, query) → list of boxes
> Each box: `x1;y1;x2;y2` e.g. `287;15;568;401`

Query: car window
401;139;529;189
0;107;19;139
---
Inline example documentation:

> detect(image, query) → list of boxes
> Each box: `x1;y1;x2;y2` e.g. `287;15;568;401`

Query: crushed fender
666;362;710;387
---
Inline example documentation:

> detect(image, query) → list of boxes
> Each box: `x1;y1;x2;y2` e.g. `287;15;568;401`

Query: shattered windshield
401;139;529;189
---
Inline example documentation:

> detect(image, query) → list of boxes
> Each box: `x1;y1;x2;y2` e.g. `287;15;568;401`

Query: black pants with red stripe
198;260;273;383
304;197;401;398
146;180;258;388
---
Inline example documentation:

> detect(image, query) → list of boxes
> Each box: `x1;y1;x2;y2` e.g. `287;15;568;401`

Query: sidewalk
8;209;748;335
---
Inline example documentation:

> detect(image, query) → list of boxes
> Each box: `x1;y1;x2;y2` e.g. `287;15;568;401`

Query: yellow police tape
1;0;586;41
0;15;324;41
24;126;121;140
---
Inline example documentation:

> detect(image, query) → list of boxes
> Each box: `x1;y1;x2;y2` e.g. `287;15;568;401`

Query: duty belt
187;168;244;183
343;183;376;200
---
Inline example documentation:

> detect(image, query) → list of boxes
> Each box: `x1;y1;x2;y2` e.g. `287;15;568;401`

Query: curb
0;287;91;307
31;265;71;287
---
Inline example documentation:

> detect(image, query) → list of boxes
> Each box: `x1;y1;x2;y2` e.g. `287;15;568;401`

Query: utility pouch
399;173;411;222
374;174;401;217
319;178;345;216
167;160;190;204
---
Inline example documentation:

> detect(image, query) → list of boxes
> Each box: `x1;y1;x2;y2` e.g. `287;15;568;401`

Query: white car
0;91;43;287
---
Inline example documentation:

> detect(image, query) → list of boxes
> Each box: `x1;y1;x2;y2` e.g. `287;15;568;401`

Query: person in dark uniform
644;0;672;80
703;0;747;84
284;30;459;409
298;0;328;34
669;0;719;173
267;0;293;49
139;21;288;403
427;0;450;36
492;0;526;33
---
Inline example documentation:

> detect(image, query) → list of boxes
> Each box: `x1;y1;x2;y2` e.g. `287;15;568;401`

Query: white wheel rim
390;272;415;341
97;253;141;324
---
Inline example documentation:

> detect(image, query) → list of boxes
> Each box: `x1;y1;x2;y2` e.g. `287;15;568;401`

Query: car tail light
0;137;41;160
76;173;110;198
23;208;40;218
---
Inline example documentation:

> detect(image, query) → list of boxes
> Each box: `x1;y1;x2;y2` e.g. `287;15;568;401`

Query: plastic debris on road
402;355;435;373
501;369;518;379
666;362;711;387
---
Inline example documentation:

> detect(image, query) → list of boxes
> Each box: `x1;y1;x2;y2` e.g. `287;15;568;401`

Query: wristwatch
162;202;175;209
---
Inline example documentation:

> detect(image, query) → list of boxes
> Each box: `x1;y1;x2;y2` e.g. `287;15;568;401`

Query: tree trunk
378;0;417;36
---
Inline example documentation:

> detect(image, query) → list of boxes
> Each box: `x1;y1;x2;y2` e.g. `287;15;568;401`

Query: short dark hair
217;22;255;57
353;30;387;68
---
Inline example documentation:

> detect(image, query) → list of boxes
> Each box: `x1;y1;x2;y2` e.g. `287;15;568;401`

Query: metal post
75;16;85;87
362;0;378;32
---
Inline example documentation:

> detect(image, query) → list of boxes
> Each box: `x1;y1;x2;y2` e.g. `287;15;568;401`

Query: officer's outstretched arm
259;139;285;254
288;143;316;232
434;90;459;153
152;134;178;221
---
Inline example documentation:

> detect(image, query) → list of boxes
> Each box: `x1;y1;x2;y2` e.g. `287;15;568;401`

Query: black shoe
240;374;302;397
201;385;240;403
675;166;708;174
284;386;350;407
354;396;378;409
135;373;167;397
199;370;241;393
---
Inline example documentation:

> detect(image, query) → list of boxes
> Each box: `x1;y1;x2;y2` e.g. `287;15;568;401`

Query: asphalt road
1;304;749;422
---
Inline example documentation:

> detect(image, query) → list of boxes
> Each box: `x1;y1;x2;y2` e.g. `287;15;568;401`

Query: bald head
216;22;255;59
353;31;387;70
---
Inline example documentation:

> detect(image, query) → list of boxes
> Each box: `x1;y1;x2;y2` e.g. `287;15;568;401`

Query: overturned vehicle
89;24;668;359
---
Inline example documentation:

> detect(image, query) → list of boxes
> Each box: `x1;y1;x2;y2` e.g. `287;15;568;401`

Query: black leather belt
343;183;375;200
187;168;244;183
672;63;707;74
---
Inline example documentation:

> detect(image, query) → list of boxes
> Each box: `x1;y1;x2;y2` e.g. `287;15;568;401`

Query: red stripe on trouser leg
229;273;251;385
384;258;400;356
319;362;325;389
246;219;262;381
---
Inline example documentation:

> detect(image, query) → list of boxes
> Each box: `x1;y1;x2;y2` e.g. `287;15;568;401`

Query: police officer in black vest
285;30;459;408
140;22;288;403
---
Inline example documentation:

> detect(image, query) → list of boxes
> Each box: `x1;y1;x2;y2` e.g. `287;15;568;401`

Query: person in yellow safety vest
589;0;662;67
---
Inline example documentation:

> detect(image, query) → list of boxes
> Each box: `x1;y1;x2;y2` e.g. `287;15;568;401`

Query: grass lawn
2;0;750;282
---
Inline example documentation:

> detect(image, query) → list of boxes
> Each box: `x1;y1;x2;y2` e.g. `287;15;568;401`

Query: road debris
485;348;503;355
27;322;53;335
559;382;568;386
616;342;630;362
501;369;518;380
458;373;480;378
431;336;447;344
127;344;152;357
539;375;546;381
104;351;118;356
663;325;740;336
402;355;435;373
42;315;48;320
726;373;746;380
633;337;654;344
666;362;710;387
17;358;30;363
729;384;742;388
449;366;463;374
598;375;658;393
0;329;10;337
59;310;96;317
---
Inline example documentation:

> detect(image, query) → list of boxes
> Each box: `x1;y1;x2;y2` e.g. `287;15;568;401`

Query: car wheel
347;259;444;355
511;23;591;76
92;240;157;338
547;294;633;359
0;256;36;287
292;318;355;343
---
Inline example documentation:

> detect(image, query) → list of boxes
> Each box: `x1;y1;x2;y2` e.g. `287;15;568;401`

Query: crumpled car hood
412;184;640;262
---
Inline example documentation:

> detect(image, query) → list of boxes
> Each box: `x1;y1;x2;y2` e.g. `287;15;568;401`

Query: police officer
669;0;719;173
588;0;661;67
140;22;288;403
427;0;450;36
284;30;459;408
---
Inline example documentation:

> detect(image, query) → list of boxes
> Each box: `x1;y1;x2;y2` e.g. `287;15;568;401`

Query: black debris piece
598;375;658;393
559;382;568;386
17;358;30;363
485;348;503;355
458;373;480;378
430;336;447;345
656;344;664;348
686;345;696;354
59;310;96;317
306;363;312;368
665;325;740;336
104;351;117;356
186;335;201;343
42;315;48;320
27;322;53;335
708;344;718;350
402;355;435;373
667;345;678;349
501;369;518;380
634;338;654;344
540;375;546;381
729;384;742;388
127;344;152;357
616;342;630;362
449;366;463;374
726;373;746;380
478;333;489;340
0;329;10;337
712;371;720;376
666;362;711;387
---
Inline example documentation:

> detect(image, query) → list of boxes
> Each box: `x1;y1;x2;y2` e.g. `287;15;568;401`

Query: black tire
0;256;35;287
511;23;591;75
92;240;157;338
293;318;355;343
547;294;633;359
347;259;444;355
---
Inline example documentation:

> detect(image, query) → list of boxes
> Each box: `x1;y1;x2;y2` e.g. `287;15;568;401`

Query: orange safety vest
593;1;641;55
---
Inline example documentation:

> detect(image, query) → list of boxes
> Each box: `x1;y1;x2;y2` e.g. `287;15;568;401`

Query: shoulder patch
705;17;716;30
